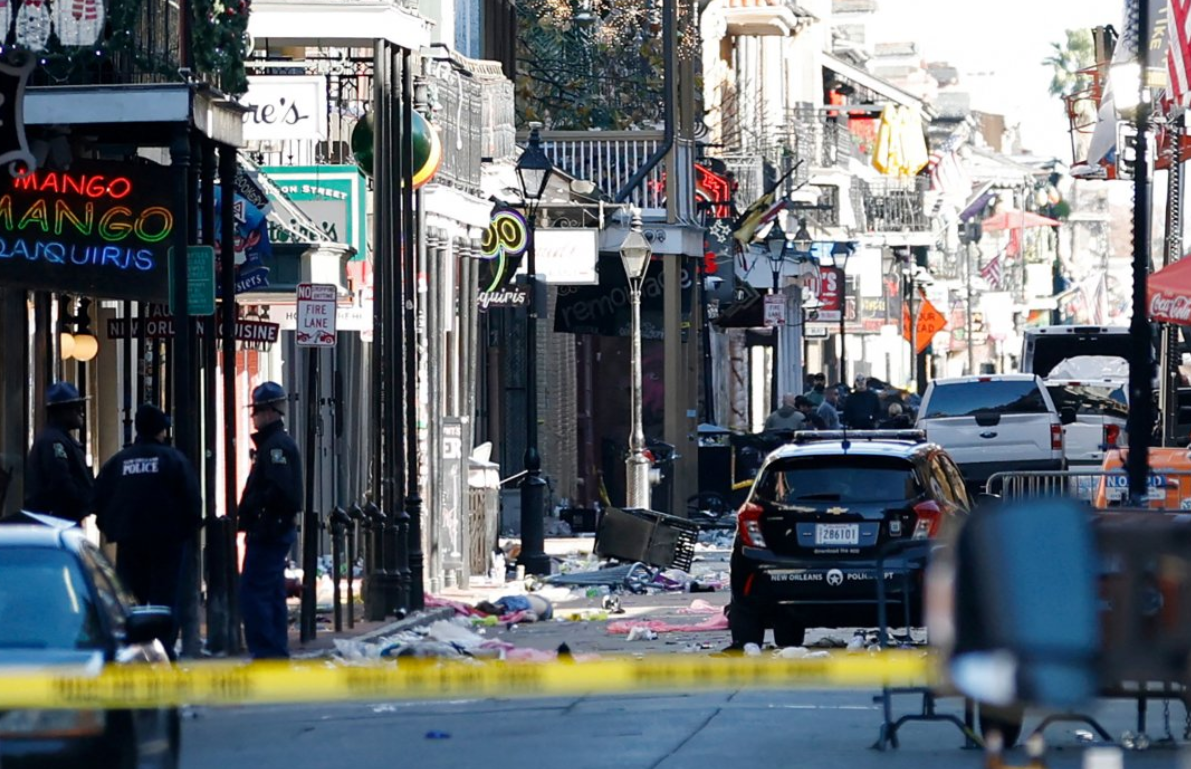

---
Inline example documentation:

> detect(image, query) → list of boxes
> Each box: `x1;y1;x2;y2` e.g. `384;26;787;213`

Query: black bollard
346;503;363;629
394;505;411;619
330;506;349;633
382;506;404;618
363;500;387;622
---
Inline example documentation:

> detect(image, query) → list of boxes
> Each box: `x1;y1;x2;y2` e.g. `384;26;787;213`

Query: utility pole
1126;0;1153;505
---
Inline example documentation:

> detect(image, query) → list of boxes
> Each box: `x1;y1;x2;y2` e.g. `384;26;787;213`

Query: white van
915;374;1067;486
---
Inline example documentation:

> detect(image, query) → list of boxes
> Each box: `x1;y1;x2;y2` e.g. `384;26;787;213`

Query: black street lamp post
831;241;854;384
764;220;790;405
515;123;554;576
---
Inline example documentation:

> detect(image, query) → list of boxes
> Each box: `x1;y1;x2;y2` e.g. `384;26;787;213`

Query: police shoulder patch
270;448;286;464
53;442;67;459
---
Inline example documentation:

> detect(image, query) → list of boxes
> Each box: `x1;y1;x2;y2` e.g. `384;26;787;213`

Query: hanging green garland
189;0;251;95
0;0;250;95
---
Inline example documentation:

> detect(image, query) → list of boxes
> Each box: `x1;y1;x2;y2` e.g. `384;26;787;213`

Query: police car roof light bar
791;430;927;444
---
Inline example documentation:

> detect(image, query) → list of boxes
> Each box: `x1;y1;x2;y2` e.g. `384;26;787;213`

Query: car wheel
772;616;806;647
979;704;1025;749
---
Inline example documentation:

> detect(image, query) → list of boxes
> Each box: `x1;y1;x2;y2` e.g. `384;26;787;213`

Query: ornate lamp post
620;209;653;509
830;241;854;384
515;122;553;575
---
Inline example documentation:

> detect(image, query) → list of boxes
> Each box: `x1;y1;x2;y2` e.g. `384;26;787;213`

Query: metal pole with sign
295;282;338;642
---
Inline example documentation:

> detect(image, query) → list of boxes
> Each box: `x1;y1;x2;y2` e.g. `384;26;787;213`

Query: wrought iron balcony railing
860;177;931;233
538;130;667;212
781;106;862;173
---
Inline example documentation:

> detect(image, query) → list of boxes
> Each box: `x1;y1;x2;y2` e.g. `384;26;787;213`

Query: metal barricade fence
986;469;1191;509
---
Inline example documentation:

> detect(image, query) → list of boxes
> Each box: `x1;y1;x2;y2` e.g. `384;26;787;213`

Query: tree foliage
516;0;669;130
1044;29;1095;98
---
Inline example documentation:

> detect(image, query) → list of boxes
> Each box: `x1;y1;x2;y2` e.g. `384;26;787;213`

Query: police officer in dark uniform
238;382;303;659
94;404;202;655
22;382;94;523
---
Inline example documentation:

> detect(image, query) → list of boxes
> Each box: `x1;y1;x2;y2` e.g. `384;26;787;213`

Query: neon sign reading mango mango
0;170;174;273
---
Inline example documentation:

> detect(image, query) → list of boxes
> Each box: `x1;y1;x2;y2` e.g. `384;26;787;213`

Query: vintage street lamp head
516;122;554;203
619;209;652;282
765;220;787;262
792;218;812;253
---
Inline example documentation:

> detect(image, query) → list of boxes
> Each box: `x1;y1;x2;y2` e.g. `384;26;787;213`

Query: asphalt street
181;541;1191;769
181;690;1191;769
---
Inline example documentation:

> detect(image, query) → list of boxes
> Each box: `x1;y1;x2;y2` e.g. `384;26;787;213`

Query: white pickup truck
915;374;1067;487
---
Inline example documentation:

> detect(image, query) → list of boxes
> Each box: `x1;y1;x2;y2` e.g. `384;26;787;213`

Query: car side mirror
927;498;1099;710
1060;406;1078;425
126;605;174;646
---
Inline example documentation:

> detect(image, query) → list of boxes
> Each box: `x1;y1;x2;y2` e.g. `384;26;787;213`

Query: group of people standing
764;373;915;434
12;380;303;660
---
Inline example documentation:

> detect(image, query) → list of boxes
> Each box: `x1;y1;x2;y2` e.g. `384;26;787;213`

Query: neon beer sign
0;161;175;301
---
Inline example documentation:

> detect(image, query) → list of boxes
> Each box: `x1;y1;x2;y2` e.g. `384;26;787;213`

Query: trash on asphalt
626;626;659;642
677;598;721;614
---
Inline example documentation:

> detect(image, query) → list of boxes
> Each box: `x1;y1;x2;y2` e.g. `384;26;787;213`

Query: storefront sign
105;316;280;343
816;266;844;322
479;207;527;292
263;165;367;258
517;228;597;285
241;76;328;142
0;160;174;301
478;285;529;310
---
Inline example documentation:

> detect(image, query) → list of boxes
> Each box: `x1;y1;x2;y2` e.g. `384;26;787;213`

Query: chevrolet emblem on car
826;507;848;516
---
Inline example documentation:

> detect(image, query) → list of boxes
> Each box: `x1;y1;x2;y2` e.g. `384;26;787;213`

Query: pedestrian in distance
94;404;202;658
19;382;94;523
796;395;826;430
816;386;841;430
764;393;806;434
803;373;827;407
238;381;303;660
842;375;882;430
879;402;915;430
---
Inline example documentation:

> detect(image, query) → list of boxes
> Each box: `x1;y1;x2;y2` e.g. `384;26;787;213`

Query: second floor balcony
860;177;930;234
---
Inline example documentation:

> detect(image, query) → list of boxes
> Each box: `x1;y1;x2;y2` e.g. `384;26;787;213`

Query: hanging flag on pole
730;162;801;247
1169;0;1191;107
980;253;1004;290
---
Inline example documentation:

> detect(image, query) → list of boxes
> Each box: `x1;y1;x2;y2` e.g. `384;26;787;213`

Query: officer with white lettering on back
94;404;202;657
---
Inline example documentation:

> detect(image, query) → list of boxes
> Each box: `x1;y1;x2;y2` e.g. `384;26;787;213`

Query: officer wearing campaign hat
238;381;303;659
94;405;202;657
23;382;94;522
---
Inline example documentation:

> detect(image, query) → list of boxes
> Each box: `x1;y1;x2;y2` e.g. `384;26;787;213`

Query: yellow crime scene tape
0;652;936;710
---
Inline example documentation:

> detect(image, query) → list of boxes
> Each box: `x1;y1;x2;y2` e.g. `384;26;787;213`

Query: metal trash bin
594;507;699;571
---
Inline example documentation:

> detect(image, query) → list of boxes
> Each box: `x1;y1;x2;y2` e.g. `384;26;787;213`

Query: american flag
927;126;971;203
1169;0;1191;107
980;253;1003;290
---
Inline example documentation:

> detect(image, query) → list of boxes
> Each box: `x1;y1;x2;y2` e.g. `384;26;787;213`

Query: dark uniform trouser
240;529;296;659
116;540;187;658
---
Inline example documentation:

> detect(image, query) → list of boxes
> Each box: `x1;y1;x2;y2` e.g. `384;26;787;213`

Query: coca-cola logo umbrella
1148;257;1191;325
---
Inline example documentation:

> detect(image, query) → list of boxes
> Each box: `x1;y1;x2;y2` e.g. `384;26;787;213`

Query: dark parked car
0;525;180;769
729;430;970;647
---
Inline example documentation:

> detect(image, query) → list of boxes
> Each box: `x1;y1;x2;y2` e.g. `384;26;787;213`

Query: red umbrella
981;209;1061;233
1148;257;1191;325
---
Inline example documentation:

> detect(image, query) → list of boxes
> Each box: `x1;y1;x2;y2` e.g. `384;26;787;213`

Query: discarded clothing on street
606;613;730;634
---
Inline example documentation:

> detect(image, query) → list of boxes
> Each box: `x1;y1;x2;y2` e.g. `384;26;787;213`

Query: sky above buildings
867;0;1125;161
